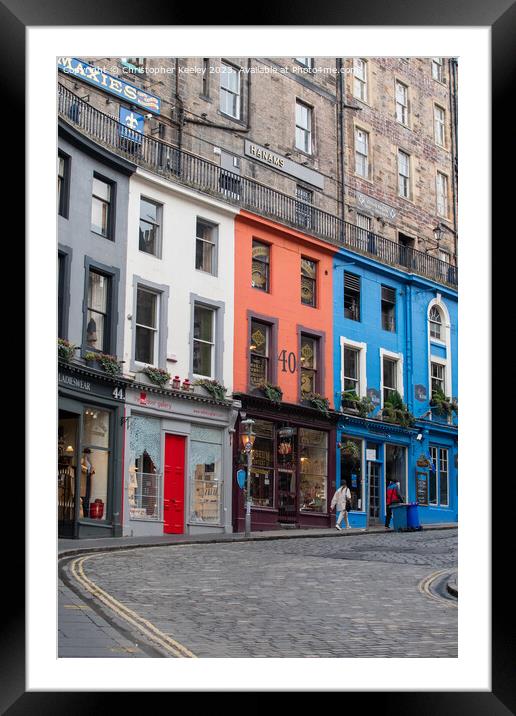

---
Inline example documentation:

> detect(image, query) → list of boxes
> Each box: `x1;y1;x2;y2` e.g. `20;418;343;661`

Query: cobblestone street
61;529;457;658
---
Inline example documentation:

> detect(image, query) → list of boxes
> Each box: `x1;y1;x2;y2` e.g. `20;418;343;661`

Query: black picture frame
10;0;509;710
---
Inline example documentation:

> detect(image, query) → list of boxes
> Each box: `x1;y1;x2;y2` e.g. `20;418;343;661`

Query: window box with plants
430;388;458;421
58;338;78;363
341;391;374;418
380;391;415;428
139;365;171;388
84;352;122;376
193;378;228;402
305;393;331;417
257;381;283;404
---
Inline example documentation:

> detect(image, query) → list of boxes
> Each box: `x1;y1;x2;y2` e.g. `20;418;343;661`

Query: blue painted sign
415;384;428;402
236;469;246;489
57;57;161;115
119;107;144;143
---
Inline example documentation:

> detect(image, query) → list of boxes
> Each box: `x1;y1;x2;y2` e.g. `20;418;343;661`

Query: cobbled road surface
74;529;458;658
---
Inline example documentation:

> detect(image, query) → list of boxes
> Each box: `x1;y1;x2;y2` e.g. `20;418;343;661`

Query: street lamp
240;418;256;537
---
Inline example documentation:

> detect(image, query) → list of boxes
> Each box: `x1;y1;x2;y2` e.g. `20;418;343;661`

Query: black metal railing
58;83;458;287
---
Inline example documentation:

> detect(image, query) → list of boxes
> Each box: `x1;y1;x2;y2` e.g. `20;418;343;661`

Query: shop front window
340;437;363;511
81;407;111;520
58;410;79;524
299;428;328;513
244;419;274;508
128;415;163;521
189;426;223;524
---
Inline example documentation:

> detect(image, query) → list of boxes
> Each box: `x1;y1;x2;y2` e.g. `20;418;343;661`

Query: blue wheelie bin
407;502;422;530
391;503;409;531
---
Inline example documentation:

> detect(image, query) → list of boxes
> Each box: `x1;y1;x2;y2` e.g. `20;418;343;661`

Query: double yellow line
69;552;197;658
418;568;458;609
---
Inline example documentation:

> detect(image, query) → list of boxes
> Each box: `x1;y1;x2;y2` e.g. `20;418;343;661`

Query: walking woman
331;480;352;530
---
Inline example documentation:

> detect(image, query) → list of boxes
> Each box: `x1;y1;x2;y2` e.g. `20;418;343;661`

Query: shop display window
340;436;363;511
190;426;222;524
241;419;275;508
128;416;163;521
58;411;79;523
299;428;328;512
80;407;111;520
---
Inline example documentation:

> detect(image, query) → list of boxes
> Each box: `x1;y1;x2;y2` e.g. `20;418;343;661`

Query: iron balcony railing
58;83;458;288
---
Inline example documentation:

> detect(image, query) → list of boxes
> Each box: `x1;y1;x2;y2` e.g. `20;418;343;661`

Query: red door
164;434;186;534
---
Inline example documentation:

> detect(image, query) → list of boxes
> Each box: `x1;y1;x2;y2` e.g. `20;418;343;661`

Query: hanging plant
341;391;374;418
58;338;77;362
381;391;415;428
141;365;171;387
258;381;283;404
307;393;330;416
193;378;228;402
341;440;360;461
85;352;122;376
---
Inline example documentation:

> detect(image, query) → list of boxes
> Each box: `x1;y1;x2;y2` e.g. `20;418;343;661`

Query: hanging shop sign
356;191;397;222
236;469;246;489
416;455;431;468
367;388;381;407
244;140;324;189
57;57;161;115
119;107;144;143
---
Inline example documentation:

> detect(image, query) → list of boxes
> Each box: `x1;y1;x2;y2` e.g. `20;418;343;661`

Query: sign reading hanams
57;57;161;115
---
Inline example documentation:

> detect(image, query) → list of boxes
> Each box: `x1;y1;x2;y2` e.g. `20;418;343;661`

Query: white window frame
432;57;444;83
436;171;449;218
427;296;453;404
429;446;449;507
135;286;160;367
353;59;368;102
340;337;367;398
398;149;411;199
295;100;312;154
195;217;218;276
355;127;369;178
430;358;447;395
434;104;446;147
380;348;404;407
192;303;216;379
395;80;409;126
220;62;241;119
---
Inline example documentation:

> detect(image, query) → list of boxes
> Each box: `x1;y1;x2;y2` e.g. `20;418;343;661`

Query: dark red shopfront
232;395;338;532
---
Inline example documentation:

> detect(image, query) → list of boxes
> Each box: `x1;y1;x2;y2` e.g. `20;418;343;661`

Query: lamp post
240;418;255;537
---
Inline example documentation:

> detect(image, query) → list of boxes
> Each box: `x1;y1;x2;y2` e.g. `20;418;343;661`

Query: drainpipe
175;58;184;156
337;58;346;237
405;284;414;414
449;58;459;263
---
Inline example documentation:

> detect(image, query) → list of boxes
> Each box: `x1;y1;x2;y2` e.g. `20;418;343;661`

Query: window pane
91;197;109;236
136;289;157;328
139;220;158;254
140;198;158;224
196;239;214;273
344;348;358;381
341;436;363;510
88;272;107;313
299;428;328;513
383;358;396;389
86;310;105;349
250;321;268;356
194;306;213;342
135;326;154;364
300;336;316;369
80;447;109;520
92;177;110;202
190;439;222;523
193;340;212;376
83;408;110;448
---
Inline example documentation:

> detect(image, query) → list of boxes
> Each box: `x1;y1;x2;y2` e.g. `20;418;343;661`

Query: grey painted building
58;119;135;538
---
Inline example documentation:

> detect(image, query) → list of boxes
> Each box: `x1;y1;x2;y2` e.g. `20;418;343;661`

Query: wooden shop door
164;434;186;534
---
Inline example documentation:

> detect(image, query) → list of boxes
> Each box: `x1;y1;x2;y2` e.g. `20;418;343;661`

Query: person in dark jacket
385;478;403;528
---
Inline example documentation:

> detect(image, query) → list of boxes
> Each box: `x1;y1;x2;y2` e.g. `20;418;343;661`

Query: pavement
58;523;458;658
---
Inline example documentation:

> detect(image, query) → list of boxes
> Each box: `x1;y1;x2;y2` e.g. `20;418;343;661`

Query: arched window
429;305;442;340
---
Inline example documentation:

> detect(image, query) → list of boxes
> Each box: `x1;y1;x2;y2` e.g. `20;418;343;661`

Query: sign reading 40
278;350;296;373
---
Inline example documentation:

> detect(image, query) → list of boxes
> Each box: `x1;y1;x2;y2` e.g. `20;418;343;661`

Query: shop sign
416;471;428;505
367;388;381;406
236;469;246;489
415;384;428;402
119;107;144;143
416;455;431;467
57;57;161;114
366;448;377;461
356;191;397;221
58;372;91;393
244;140;325;189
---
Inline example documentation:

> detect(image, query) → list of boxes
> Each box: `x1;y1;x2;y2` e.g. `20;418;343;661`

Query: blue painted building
333;248;458;528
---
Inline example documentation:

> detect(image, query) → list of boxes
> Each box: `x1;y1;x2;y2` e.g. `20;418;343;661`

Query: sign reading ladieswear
57;57;161;115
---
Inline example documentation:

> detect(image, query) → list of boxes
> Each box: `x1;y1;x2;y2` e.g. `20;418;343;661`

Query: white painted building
121;168;240;537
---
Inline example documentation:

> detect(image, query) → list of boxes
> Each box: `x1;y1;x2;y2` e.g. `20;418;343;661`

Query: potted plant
141;365;171;387
257;381;283;404
193;378;228;401
306;393;330;416
85;352;122;376
58;338;77;362
430;388;458;417
381;391;415;428
341;391;374;418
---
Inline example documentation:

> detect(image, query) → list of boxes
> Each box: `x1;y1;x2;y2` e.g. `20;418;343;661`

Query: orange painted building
232;210;339;532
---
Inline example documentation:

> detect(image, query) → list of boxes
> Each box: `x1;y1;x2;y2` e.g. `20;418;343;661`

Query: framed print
8;0;510;709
